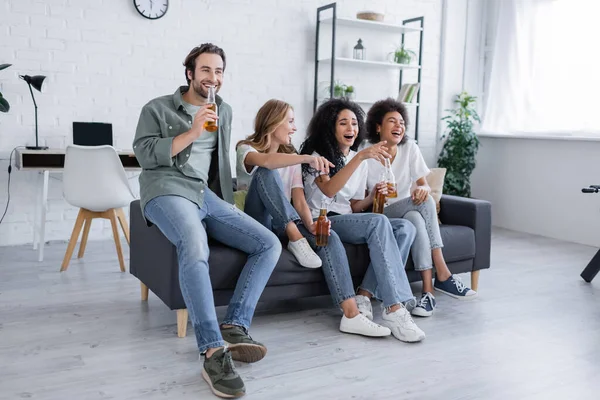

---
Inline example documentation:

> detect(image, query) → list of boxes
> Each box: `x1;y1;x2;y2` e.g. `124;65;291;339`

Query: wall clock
133;0;169;20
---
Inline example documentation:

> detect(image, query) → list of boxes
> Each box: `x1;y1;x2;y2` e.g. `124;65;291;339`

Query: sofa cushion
208;239;326;290
426;167;446;215
207;224;476;290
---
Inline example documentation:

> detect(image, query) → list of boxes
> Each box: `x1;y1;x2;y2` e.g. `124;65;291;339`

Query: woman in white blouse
300;98;425;343
363;98;477;318
236;99;391;338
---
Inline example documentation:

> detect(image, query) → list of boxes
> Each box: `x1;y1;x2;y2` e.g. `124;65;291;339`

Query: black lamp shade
21;75;46;92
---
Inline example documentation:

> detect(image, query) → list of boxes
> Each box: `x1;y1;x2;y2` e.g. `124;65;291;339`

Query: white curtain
481;0;600;136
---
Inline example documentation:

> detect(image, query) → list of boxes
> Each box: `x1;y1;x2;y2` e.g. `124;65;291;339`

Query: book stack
398;83;420;103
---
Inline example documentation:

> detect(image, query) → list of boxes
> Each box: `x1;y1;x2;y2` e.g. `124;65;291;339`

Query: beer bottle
385;158;398;198
204;86;218;132
315;198;329;246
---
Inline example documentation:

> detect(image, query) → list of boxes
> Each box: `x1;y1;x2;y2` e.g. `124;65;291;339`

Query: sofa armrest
439;194;491;271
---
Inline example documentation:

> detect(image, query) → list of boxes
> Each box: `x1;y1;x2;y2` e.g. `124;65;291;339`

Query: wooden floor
1;228;600;400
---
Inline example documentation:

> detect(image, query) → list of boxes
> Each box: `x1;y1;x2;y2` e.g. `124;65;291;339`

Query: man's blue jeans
144;189;281;353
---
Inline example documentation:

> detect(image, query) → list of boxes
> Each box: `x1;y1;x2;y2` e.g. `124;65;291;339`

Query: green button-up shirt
133;86;234;216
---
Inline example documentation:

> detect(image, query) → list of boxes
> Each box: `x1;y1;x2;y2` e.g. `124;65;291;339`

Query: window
481;0;600;137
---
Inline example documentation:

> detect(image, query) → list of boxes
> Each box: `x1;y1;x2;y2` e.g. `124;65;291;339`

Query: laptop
72;122;113;147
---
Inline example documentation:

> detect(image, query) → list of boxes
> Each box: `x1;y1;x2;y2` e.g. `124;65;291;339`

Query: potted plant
344;85;355;99
437;92;481;198
390;45;417;65
333;81;346;98
0;63;11;113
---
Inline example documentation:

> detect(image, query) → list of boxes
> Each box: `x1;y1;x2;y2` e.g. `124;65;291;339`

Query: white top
304;150;367;218
363;140;430;203
235;143;303;202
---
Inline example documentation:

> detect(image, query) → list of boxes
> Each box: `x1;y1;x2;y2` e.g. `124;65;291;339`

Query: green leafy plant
0;63;11;113
344;85;355;99
333;80;346;98
391;45;416;64
437;92;481;198
327;80;355;99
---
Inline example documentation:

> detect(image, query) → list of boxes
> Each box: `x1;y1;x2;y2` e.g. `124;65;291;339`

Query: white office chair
60;145;136;272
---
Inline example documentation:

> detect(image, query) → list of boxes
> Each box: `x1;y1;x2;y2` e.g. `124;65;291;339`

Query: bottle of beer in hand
385;158;398;198
372;170;386;214
315;198;329;247
204;86;218;132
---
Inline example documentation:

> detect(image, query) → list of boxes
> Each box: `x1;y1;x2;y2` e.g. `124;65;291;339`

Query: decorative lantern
353;39;365;60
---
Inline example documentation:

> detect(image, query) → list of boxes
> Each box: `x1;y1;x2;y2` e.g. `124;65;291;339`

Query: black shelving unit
313;2;424;140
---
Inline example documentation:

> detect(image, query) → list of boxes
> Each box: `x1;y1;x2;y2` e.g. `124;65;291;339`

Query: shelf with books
314;2;424;140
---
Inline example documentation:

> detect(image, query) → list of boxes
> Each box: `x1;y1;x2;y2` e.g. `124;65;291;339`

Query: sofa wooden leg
140;282;149;301
177;309;188;338
471;270;480;292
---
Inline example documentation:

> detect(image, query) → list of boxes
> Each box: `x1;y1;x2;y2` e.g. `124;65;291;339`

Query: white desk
15;148;140;262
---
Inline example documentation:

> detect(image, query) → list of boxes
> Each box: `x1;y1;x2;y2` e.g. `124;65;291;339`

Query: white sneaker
288;238;322;268
339;314;391;337
355;295;373;320
381;305;426;343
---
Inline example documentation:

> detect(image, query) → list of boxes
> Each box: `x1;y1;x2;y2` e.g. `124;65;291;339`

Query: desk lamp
19;74;48;150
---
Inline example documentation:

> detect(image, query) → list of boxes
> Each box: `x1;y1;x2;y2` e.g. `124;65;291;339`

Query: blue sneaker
434;275;477;300
412;292;436;317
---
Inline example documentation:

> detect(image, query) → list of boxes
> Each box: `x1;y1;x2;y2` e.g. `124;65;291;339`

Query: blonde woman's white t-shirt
362;140;430;204
303;150;367;218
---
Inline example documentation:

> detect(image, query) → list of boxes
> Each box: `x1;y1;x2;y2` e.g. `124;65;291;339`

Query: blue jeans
384;195;443;271
244;167;356;306
144;190;281;353
244;167;300;235
330;214;417;308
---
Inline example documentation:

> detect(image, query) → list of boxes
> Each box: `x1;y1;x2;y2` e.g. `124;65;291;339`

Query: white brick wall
0;0;442;247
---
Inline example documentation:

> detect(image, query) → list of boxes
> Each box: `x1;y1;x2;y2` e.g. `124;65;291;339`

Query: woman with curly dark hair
363;98;477;318
299;98;425;343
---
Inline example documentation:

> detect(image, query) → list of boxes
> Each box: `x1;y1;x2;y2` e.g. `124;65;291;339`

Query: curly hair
300;98;366;178
365;98;409;145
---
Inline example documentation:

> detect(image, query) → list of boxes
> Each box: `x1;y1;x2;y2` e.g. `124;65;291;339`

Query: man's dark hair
366;98;409;145
183;43;226;85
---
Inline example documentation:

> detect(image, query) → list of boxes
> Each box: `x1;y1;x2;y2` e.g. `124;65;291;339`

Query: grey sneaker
220;325;267;363
202;348;246;398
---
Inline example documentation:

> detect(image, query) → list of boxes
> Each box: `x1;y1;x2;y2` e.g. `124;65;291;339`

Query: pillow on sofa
234;190;248;211
426;168;446;217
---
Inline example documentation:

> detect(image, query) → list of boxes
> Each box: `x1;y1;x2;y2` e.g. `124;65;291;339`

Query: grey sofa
129;195;491;337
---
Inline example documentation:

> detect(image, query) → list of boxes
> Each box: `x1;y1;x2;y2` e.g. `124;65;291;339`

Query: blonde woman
236;99;391;338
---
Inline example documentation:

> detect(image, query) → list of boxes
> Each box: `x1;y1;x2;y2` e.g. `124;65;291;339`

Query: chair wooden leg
471;270;480;292
77;216;92;258
108;209;126;272
60;209;86;272
116;208;130;246
177;309;188;338
141;282;149;301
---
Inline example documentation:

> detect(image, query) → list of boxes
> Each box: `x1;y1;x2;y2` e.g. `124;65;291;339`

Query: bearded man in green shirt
133;44;281;399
